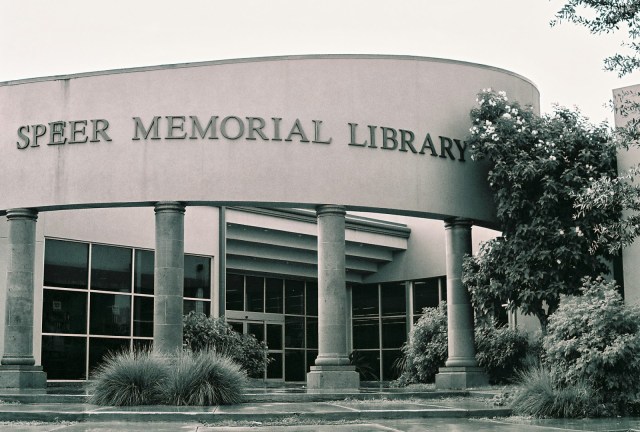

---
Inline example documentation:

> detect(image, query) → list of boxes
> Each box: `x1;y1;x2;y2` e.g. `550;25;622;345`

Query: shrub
475;322;529;384
161;349;247;406
183;311;271;378
543;276;640;409
510;365;606;418
396;303;448;384
89;349;167;406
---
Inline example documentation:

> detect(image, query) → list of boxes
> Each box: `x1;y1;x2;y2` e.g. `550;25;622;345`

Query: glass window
247;323;265;343
89;293;131;336
41;336;86;380
133;296;153;337
91;245;132;293
413;278;440;314
285;349;305;381
352;284;379;317
306;317;318;349
42;289;87;334
133;339;152;351
382;349;403;381
246;276;264;312
381;317;407;349
285;316;304;348
184;300;210;316
134;250;154;295
306;281;318;316
380;282;406;316
285;279;304;315
225;273;244;311
266;324;283;350
44;239;89;289
227;320;243;334
88;337;130;376
351;350;380;381
184;255;211;299
265;278;283;313
352;318;379;349
306;350;318;372
267;352;283;379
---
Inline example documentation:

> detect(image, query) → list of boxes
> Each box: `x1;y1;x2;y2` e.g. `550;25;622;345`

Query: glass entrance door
241;320;284;381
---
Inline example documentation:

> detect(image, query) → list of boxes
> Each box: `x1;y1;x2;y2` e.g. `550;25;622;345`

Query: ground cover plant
89;348;247;406
183;311;271;378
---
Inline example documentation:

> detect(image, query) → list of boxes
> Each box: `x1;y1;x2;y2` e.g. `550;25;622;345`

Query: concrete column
435;218;488;389
0;209;46;388
153;202;185;355
307;205;359;391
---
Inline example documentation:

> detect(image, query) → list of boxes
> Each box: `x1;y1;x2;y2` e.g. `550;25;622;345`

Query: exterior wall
614;84;640;305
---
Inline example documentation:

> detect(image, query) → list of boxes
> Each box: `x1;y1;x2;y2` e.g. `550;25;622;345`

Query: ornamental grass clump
89;348;167;406
161;349;247;406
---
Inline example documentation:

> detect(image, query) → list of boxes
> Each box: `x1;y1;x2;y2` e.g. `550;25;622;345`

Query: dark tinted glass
382;349;402;381
91;245;132;293
380;282;406;316
246;276;264;312
133;296;153;337
352;284;379;317
285;279;304;315
42;289;87;334
413;278;440;314
306;281;318;316
88;337;130;375
266;324;283;350
89;293;131;336
227;321;243;334
265;278;283;313
306;350;318;372
44;239;89;289
381;317;407;349
306;317;318;349
247;323;264;343
41;336;86;380
285;316;304;348
267;352;283;379
352;350;380;381
134;250;154;294
133;339;152;351
352;318;379;349
285;349;305;381
225;273;244;311
184;255;211;299
184;300;210;316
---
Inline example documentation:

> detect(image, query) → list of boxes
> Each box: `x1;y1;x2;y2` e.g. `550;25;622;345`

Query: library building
0;55;542;390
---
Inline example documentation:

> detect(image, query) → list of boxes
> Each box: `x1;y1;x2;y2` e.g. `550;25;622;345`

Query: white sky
1;0;639;124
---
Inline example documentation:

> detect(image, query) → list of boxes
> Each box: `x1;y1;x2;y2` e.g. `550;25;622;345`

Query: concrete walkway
0;386;637;431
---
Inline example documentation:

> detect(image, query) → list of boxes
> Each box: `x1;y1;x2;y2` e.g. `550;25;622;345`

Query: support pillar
0;209;46;388
153;202;185;355
307;205;359;390
435;218;488;389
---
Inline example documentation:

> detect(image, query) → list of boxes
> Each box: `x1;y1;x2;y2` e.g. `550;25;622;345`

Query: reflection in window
381;317;407;349
184;255;211;299
246;276;264;312
44;239;89;289
184;300;210;316
91;245;132;293
225;274;244;311
285;316;304;348
133;296;153;337
353;318;380;349
265;278;283;314
285;279;304;315
352;284;379;317
413;278;440;314
89;293;131;336
134;250;154;295
41;336;87;380
381;282;406;316
42;289;87;334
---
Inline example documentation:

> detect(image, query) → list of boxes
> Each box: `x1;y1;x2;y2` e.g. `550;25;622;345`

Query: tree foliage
462;89;619;330
551;0;640;76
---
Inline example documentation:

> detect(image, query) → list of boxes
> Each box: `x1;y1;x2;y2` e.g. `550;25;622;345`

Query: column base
307;365;359;391
435;366;488;389
0;365;47;389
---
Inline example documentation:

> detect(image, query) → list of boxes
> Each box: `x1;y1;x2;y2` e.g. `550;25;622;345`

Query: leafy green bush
161;349;246;406
511;365;606;418
475;322;529;384
183;311;271;378
543;276;640;409
89;349;167;406
396;303;448;384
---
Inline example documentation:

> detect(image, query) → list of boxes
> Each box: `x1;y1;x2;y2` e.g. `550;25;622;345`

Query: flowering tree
462;89;620;331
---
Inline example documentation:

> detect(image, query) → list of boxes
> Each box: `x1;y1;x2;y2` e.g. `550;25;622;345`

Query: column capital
154;201;186;214
444;217;472;229
6;209;38;221
316;204;346;217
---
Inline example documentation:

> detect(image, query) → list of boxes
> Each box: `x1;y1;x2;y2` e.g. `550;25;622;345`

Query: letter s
16;126;30;149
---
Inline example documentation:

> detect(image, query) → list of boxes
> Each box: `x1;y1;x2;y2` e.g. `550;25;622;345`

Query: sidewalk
0;386;637;431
